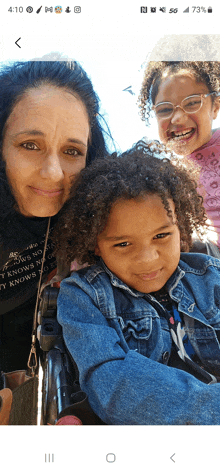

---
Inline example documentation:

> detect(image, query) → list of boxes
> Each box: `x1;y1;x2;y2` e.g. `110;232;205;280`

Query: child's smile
167;128;196;142
154;72;220;156
95;194;181;293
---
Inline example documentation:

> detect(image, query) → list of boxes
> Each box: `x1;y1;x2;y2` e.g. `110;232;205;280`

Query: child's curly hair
53;140;207;265
138;61;220;124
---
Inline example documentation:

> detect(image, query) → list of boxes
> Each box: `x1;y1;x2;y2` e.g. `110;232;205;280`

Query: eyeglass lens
155;95;202;118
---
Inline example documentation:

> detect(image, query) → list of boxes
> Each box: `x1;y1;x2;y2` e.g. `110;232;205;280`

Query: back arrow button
15;38;21;48
170;453;176;463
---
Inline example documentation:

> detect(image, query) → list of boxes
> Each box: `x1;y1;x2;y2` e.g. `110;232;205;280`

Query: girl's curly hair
53;140;207;265
138;61;220;125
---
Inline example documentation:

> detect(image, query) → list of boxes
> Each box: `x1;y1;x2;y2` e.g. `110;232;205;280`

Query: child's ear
95;246;101;256
180;239;189;252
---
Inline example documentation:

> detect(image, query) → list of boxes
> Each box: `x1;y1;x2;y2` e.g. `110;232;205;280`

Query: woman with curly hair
139;60;220;249
55;140;220;425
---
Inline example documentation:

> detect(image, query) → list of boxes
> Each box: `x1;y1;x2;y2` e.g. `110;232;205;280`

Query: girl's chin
166;138;196;156
164;129;197;155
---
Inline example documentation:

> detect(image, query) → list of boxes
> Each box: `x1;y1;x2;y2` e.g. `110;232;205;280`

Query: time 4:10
8;7;24;12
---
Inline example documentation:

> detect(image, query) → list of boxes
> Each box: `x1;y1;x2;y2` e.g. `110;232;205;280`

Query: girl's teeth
175;131;188;137
172;129;194;139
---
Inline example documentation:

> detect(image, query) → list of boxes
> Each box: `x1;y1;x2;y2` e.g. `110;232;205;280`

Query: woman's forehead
3;84;90;136
16;84;86;113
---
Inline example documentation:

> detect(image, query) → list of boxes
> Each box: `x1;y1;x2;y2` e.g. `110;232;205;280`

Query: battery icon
208;6;212;12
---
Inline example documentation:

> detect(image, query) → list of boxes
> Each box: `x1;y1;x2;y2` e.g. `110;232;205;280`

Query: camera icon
74;6;81;13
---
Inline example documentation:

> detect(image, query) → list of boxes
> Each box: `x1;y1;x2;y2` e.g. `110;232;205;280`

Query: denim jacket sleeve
57;271;220;425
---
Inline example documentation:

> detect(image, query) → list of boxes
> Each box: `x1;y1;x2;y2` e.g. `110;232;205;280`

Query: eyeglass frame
152;92;218;120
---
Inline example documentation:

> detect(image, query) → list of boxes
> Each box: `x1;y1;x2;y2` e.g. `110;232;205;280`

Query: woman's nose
40;154;64;182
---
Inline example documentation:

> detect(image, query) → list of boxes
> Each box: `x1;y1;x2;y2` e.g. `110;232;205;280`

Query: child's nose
136;246;159;264
170;106;188;124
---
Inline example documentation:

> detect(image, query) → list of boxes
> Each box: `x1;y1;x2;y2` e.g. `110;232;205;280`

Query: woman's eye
64;148;82;156
22;142;39;150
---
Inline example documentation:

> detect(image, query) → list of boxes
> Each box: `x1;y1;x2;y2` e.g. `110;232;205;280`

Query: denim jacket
57;253;220;425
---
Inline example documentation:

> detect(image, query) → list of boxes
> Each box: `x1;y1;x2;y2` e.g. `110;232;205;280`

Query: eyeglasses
152;92;217;120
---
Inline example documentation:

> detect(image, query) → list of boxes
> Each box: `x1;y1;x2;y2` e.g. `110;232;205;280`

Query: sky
1;33;220;154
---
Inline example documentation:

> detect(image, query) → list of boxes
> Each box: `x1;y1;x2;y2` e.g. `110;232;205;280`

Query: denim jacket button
162;351;170;364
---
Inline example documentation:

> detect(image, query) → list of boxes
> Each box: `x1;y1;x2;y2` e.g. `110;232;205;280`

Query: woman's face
2;84;90;217
154;72;220;156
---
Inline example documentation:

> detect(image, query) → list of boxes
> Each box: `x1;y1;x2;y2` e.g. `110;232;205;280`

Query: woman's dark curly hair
138;61;220;125
53;140;207;265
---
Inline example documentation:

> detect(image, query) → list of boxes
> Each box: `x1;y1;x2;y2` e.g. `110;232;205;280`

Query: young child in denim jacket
139;61;220;247
55;140;220;425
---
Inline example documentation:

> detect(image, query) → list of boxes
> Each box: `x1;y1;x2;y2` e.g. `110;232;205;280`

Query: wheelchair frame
37;286;104;425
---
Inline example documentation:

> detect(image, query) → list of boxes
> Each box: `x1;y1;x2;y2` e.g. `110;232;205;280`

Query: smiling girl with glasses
139;61;220;250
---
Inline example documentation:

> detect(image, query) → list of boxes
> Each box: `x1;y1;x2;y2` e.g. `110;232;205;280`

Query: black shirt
0;212;57;372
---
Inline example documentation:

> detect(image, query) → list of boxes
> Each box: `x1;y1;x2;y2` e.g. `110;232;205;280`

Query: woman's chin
18;204;61;218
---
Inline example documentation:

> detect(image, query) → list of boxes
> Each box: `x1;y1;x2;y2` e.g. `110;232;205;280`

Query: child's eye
114;242;129;247
21;142;39;150
154;232;171;240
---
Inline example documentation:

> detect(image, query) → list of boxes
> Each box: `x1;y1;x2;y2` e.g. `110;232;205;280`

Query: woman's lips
29;186;63;197
137;269;162;280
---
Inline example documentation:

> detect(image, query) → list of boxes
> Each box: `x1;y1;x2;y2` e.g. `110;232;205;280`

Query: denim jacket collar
100;257;185;300
98;255;220;328
100;252;220;295
100;259;149;298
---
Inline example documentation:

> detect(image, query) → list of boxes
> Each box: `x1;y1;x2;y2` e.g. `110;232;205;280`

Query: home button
106;453;116;463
